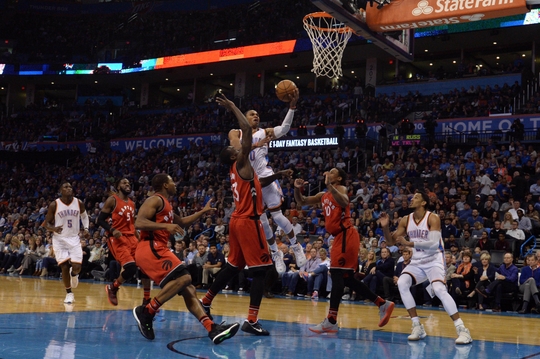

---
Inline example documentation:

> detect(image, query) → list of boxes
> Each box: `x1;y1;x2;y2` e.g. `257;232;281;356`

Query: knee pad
397;274;413;292
270;210;293;235
259;212;274;240
431;281;447;297
121;262;138;281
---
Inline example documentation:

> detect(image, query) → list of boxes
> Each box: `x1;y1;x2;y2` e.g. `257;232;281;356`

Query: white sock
411;317;420;324
453;318;464;327
269;242;278;252
289;236;297;245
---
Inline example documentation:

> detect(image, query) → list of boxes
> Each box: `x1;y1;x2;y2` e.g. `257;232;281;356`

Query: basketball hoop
303;12;354;79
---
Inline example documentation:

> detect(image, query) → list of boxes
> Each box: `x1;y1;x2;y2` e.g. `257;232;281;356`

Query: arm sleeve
97;211;112;232
273;109;295;139
81;211;89;230
413;230;443;251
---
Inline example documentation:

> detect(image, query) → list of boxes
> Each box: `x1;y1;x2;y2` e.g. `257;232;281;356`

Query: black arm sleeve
97;211;113;232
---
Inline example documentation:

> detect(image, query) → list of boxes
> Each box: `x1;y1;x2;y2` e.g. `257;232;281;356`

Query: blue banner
0;141;92;153
110;134;223;153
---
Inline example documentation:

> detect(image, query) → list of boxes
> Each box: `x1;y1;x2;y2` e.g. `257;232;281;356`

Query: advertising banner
110;134;222;153
366;0;529;32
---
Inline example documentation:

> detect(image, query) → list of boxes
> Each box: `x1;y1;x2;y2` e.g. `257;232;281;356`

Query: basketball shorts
108;233;138;266
329;227;360;271
402;252;446;285
53;236;83;265
135;239;185;287
228;216;272;269
261;180;284;210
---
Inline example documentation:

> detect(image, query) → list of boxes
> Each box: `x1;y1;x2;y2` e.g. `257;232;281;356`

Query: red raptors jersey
321;191;351;235
139;194;174;244
230;163;263;219
111;194;136;235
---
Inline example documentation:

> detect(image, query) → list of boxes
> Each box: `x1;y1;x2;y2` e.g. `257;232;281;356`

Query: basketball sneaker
311;291;319;300
142;298;151;306
209;322;240;344
200;299;213;321
292;243;307;268
455;325;473;345
378;300;395;327
309;318;338;334
70;268;79;289
64;292;75;304
408;322;427;341
106;284;119;306
133;305;155;340
272;250;286;274
241;320;270;336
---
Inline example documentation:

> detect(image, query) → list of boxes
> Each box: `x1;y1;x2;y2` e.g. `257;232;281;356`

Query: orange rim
303;12;354;34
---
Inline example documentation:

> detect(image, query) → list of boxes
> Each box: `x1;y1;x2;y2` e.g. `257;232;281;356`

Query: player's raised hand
215;93;235;111
287;88;300;107
294;178;306;189
203;198;217;213
379;212;390;228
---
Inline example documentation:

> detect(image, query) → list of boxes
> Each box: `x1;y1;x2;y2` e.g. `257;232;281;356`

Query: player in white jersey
380;191;472;345
228;88;306;272
44;182;90;305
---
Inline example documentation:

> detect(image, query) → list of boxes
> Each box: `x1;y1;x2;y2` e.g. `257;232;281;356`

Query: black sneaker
209;322;240;344
200;299;213;321
133;305;155;340
142;298;151;306
241;320;270;336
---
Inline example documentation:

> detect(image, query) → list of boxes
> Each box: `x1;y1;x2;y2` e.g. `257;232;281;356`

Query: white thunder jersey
407;211;444;261
241;128;274;177
54;198;81;240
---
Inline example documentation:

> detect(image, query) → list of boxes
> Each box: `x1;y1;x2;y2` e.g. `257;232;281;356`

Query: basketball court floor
1;275;539;359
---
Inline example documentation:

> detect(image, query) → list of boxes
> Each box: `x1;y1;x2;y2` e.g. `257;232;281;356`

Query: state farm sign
366;0;528;32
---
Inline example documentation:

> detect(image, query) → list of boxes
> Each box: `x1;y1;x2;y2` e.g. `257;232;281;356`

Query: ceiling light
424;49;428;52
493;41;497;45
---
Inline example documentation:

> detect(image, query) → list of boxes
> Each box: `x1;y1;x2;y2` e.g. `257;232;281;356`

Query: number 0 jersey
240;128;274;178
321;191;352;236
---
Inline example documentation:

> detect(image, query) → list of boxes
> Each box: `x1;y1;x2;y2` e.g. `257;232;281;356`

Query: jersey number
232;182;239;203
67;219;72;228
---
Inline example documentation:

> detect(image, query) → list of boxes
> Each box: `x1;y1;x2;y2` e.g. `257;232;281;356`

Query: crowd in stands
0;0;314;64
1;79;535;144
2;103;540;313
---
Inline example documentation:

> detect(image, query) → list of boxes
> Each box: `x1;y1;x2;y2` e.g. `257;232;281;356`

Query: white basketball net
303;13;353;79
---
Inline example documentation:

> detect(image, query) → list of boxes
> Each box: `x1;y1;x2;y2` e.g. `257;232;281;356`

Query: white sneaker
292;243;307;268
308;318;338;334
272;250;286;274
408;322;427;341
70;268;79;289
455;325;473;345
342;294;351;300
64;292;75;304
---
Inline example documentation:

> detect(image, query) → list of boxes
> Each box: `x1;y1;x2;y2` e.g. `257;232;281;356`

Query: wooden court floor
1;275;540;359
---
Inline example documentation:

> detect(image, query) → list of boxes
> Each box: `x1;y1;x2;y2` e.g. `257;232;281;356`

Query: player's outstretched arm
294;178;324;207
259;169;293;187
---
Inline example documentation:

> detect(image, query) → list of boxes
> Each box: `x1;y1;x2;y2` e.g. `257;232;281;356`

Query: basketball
275;80;297;102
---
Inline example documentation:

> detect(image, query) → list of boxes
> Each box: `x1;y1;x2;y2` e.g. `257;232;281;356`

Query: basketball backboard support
310;0;414;62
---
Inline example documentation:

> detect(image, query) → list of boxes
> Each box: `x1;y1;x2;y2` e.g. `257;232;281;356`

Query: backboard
310;0;414;62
